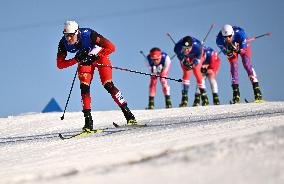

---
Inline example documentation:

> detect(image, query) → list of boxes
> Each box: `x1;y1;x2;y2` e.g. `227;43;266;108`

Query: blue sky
0;0;283;117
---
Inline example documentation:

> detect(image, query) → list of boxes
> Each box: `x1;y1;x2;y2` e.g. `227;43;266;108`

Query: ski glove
75;48;90;62
182;57;193;70
201;67;208;75
226;42;240;54
75;48;100;66
151;64;163;75
224;47;234;58
81;54;100;66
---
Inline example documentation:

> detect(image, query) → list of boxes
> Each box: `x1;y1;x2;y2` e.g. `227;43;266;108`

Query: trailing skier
216;24;263;104
174;36;209;107
193;46;221;106
145;47;172;109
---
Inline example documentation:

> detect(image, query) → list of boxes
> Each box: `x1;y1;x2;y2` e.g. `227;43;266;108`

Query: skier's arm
216;36;227;55
145;56;153;73
191;44;202;66
90;31;115;57
174;42;184;61
160;55;171;77
237;31;248;55
56;39;77;69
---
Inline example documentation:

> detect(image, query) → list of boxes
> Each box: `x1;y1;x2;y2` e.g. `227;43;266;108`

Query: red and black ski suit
56;28;127;110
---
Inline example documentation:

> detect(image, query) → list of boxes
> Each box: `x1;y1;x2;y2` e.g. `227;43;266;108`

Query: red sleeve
56;39;77;69
90;31;115;57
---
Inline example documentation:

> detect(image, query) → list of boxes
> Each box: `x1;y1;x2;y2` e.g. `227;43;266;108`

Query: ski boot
200;88;209;106
213;93;220;105
192;93;201;107
165;95;172;108
147;96;154;110
253;82;262;102
179;90;188;107
82;109;93;132
121;103;137;125
232;84;240;104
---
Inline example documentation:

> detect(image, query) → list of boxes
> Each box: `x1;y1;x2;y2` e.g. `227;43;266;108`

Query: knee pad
80;83;90;94
104;81;114;93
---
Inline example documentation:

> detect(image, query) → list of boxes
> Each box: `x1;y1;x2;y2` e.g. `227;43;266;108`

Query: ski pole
166;33;178;59
166;32;176;44
139;50;148;60
170;55;176;60
218;32;272;55
248;32;271;42
60;68;78;120
96;63;182;82
202;23;215;45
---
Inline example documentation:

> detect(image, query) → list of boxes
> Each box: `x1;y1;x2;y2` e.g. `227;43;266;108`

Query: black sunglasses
63;29;78;37
224;35;232;38
63;33;76;38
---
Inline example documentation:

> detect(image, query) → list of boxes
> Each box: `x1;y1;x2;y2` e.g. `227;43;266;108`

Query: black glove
182;57;193;70
201;67;208;75
80;54;100;66
75;48;90;62
227;42;240;54
75;48;100;66
224;46;234;58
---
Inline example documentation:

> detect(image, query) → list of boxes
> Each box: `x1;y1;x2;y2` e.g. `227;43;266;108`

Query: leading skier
56;20;137;132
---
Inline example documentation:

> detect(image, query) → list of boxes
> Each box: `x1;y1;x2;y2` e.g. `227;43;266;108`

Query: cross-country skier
56;20;137;132
216;24;262;103
193;46;221;106
174;36;209;107
145;47;172;109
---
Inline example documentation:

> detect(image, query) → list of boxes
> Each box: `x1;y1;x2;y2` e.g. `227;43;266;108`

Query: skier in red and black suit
56;20;137;131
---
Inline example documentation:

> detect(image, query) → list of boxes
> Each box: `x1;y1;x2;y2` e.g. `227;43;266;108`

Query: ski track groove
1;108;283;145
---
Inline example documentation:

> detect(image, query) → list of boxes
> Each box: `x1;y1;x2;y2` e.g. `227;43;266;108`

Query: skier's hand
151;66;157;75
75;48;90;62
182;57;193;70
224;47;234;58
226;51;234;58
80;54;100;66
201;67;208;75
227;42;240;54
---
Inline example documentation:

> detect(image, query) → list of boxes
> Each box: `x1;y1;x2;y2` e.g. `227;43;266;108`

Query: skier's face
182;46;192;55
150;50;162;65
152;57;161;65
224;35;233;43
65;33;78;45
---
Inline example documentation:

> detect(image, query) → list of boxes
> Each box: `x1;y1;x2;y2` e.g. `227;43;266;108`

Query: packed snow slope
0;101;284;184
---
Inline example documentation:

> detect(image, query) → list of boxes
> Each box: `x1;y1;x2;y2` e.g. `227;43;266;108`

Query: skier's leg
193;62;208;106
179;63;190;107
148;76;157;109
160;77;171;108
229;55;240;103
98;57;137;124
240;45;262;100
207;70;219;105
78;65;95;130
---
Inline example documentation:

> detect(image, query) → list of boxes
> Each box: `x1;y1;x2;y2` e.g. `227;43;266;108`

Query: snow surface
1;101;284;184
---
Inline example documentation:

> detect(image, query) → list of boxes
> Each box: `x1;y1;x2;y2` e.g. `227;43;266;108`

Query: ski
229;98;265;104
113;122;147;128
244;98;266;103
59;129;104;140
